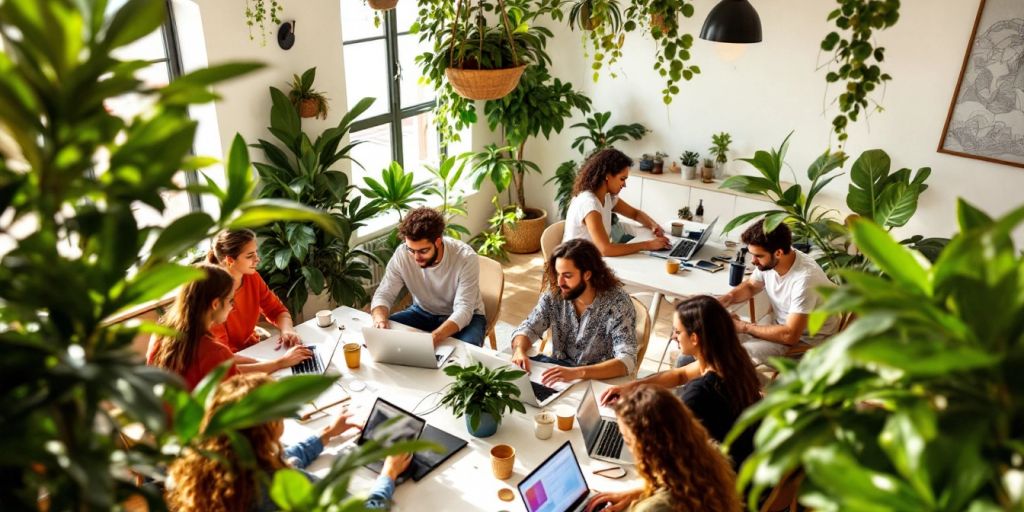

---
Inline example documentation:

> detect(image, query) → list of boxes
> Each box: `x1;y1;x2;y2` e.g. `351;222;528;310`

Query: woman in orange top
207;229;311;372
147;264;240;390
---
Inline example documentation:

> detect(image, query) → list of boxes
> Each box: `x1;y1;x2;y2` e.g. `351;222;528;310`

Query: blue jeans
389;303;487;347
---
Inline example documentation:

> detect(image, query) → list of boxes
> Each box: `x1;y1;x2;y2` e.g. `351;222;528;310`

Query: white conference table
238;306;642;511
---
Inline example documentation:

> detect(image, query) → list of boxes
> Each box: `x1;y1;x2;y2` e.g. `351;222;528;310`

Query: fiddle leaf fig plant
821;0;900;146
729;201;1024;511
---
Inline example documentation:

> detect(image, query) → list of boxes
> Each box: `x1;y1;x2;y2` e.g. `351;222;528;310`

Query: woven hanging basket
501;207;547;254
367;0;398;10
445;64;527;101
298;98;319;118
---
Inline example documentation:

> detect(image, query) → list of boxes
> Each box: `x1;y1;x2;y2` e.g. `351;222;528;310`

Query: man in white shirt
371;207;487;346
718;221;839;364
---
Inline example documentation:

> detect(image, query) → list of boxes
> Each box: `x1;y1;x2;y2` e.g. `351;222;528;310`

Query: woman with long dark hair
166;373;409;511
562;148;669;256
585;385;742;511
600;295;761;467
147;264;239;390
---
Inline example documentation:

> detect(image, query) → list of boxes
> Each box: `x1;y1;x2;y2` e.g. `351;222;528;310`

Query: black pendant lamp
699;0;762;43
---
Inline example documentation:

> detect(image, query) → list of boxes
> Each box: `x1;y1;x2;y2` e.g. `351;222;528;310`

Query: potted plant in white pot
680;150;699;180
439;362;526;438
709;131;732;179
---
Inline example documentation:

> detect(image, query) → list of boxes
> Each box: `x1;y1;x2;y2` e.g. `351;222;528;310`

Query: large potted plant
439;362;527;438
288;67;330;120
729;201;1024;510
251;89;382;316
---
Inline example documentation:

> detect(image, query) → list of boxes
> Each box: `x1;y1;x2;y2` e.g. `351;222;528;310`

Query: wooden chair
540;220;565;261
478;255;505;349
763;311;856;381
630;295;652;378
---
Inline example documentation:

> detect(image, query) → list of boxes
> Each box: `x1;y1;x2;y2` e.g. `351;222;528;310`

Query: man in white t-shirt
718;221;838;364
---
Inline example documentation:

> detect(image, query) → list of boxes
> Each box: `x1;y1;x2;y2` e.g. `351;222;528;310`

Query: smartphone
691;259;724;273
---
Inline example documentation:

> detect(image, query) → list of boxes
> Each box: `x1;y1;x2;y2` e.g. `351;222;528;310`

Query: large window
104;0;200;229
342;3;441;183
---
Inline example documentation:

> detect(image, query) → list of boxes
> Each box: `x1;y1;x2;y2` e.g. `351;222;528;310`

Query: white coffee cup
534;411;555;440
315;310;333;327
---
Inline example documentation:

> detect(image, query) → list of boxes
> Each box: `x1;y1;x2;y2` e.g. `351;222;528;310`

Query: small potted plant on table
439;362;526;438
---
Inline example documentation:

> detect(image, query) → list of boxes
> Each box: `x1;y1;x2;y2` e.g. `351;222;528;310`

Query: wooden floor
496;251;679;376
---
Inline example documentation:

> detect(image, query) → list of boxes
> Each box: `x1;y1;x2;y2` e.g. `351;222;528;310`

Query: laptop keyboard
596;421;624;458
291;345;323;375
670;238;697;258
531;381;557;402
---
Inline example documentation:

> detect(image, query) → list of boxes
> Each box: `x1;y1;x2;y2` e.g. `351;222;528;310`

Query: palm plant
570;111;649;156
251;91;382;314
424;154;473;240
730;201;1024;511
709;131;732;165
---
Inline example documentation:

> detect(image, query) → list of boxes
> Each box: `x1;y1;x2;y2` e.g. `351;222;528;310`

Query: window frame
344;9;439;169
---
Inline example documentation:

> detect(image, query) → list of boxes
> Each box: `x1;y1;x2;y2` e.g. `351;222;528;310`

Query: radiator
356;234;393;292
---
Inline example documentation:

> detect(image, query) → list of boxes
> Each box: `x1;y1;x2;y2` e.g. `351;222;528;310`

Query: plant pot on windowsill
501;207;547;254
367;0;398;10
445;65;528;101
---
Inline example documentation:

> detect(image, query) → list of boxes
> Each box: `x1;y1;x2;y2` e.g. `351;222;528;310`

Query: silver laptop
518;441;595;512
647;216;718;261
467;346;577;407
290;328;344;375
577;383;634;465
362;327;455;369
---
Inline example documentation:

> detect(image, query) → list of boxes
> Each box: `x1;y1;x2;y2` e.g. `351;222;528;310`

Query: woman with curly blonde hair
585;385;742;512
166;373;410;512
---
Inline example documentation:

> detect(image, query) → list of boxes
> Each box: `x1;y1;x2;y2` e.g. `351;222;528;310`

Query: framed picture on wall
938;0;1024;168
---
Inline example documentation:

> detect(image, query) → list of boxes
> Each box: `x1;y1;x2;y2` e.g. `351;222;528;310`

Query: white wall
522;0;1024;242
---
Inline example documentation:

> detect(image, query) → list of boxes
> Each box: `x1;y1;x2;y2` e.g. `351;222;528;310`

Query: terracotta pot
445;65;527;101
367;0;398;10
501;207;547;254
298;98;319;118
652;161;664;174
701;165;715;183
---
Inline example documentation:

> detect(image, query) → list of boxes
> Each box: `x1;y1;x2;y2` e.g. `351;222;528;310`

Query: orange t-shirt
147;333;238;391
210;272;290;352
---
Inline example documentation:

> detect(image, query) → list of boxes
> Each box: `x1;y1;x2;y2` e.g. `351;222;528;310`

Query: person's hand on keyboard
644;236;670;251
277;344;313;369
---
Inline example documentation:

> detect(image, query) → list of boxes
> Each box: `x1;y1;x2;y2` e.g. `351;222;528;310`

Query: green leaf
878;404;936;503
803;445;930;510
117;263;204;311
221;134;254;221
850;219;930;294
847;149;891;219
270;469;314;510
227;199;339;237
204;375;335;434
103;0;165;50
148;212;215;261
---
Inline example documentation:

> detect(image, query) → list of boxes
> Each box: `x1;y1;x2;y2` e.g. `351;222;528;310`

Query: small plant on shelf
680;151;699;167
709;131;732;166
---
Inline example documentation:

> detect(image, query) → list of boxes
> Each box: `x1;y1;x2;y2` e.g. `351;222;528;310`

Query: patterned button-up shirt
512;287;638;375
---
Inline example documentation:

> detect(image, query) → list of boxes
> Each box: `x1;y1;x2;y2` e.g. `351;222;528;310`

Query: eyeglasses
404;244;434;256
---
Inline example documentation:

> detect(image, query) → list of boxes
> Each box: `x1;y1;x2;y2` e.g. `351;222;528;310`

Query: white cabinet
618;174;644;208
640;179;689;226
689;188;736;238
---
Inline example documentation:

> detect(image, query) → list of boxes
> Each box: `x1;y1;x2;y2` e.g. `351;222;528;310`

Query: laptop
467;346;578;407
518;441;595;512
291;328;344;375
355;397;468;483
362;327;455;369
647;216;718;261
576;383;633;465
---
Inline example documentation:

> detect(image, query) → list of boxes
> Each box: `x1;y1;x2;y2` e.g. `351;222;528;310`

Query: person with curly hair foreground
166;374;411;511
585;385;742;512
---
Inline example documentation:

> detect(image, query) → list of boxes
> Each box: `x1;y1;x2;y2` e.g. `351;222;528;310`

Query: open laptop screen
358;398;425;447
518;441;589;512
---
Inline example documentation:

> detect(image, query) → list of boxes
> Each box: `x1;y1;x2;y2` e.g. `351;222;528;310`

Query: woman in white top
563;148;670;256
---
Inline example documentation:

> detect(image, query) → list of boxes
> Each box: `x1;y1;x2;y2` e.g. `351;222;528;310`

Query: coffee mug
315;310;332;327
534;411;555;440
343;343;361;369
670;221;684;237
490;444;516;480
728;261;745;286
556;406;575;431
665;258;681;274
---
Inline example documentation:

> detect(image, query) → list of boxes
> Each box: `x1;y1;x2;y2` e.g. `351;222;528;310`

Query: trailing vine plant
567;0;627;81
820;0;900;146
623;0;700;104
244;0;284;45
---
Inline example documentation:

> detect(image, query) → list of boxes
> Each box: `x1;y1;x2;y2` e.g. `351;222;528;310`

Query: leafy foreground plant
252;91;382;314
728;201;1024;511
0;0;337;508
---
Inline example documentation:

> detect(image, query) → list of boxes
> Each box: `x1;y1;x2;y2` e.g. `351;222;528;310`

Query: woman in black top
600;295;762;467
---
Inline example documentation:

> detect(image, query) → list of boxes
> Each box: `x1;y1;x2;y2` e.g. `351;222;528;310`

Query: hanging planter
444;0;527;101
367;0;398;10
